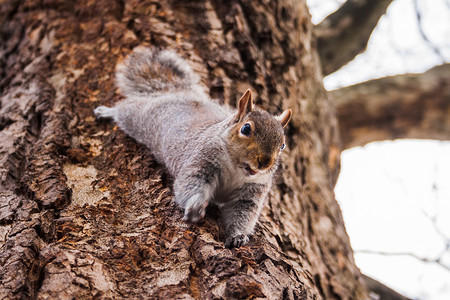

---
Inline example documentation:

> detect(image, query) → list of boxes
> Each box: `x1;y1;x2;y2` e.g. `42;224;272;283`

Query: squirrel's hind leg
222;183;269;248
94;106;116;119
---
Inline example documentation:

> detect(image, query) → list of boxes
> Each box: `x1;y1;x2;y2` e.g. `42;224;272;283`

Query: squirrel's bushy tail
116;48;200;97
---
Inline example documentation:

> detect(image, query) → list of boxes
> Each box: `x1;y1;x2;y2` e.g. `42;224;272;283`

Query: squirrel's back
96;48;231;175
116;48;202;98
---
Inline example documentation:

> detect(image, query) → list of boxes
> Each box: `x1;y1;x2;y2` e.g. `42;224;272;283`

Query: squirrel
94;48;292;248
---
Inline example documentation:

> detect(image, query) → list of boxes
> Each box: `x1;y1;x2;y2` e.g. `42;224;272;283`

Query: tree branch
413;0;445;63
315;0;393;76
357;250;450;272
332;64;450;149
363;275;411;300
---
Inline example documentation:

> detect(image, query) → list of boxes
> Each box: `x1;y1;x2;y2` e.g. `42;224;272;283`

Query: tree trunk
0;0;367;299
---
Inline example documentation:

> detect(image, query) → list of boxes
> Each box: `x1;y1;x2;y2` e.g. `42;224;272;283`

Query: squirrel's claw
225;234;249;248
183;201;207;223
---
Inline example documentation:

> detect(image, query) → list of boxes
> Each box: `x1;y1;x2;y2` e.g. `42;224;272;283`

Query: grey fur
115;48;202;98
95;48;288;248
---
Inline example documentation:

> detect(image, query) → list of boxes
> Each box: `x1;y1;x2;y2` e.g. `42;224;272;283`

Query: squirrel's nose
257;155;272;170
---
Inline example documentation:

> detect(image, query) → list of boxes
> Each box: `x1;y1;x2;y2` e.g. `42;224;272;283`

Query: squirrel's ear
237;89;253;120
276;109;292;128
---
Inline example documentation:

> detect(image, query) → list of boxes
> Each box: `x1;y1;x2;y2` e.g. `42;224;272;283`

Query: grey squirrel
94;48;292;248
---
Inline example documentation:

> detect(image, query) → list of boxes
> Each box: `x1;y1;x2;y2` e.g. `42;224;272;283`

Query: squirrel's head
227;89;292;176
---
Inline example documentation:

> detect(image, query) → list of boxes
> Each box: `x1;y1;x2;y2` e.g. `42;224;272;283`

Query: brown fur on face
227;108;286;173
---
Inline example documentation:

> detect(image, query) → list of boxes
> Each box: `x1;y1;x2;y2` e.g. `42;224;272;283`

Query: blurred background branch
331;64;450;149
413;0;445;63
364;275;411;300
357;250;450;272
315;0;394;76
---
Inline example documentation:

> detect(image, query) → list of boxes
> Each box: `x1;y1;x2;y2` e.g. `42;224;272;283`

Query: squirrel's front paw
94;106;115;118
225;234;249;248
183;201;207;223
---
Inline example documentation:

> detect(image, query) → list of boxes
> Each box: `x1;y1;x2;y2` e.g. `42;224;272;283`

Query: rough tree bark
332;64;450;149
0;0;368;299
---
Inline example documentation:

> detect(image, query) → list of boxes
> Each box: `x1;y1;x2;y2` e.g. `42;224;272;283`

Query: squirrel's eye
240;123;251;136
280;143;286;151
